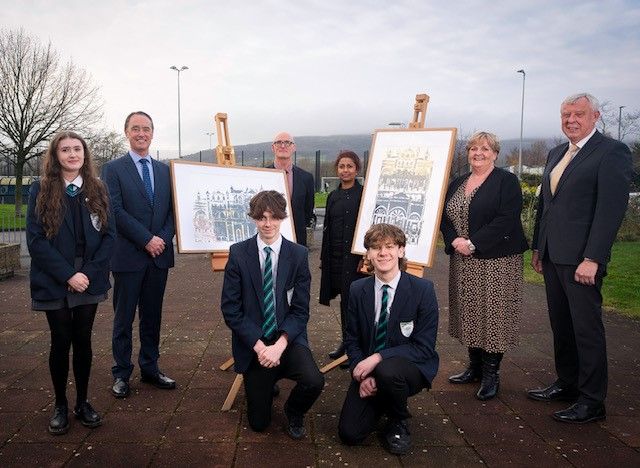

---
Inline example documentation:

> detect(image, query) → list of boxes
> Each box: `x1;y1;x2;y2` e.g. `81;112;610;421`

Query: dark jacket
532;131;632;265
441;167;528;259
319;181;364;305
345;272;440;385
26;180;116;301
101;154;175;272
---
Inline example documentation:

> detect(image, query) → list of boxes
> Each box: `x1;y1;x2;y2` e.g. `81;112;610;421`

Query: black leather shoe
48;404;69;435
552;402;606;424
284;403;306;440
112;377;130;398
74;401;102;428
328;342;346;360
383;419;411;455
527;382;578;402
141;371;176;389
449;347;482;384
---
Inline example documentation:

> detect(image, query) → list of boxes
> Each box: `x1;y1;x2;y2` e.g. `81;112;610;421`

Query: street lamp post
169;65;189;157
516;69;526;178
618;105;626;141
206;132;214;149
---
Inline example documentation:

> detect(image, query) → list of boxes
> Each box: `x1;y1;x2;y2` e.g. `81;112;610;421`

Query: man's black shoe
48;404;69;435
383;419;411;455
141;372;176;389
74;401;102;428
112;377;130;398
527;382;578;402
552;402;606;424
284;403;306;440
328;342;346;360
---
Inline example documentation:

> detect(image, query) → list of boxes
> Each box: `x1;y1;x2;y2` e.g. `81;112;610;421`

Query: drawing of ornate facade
371;146;433;245
192;186;261;243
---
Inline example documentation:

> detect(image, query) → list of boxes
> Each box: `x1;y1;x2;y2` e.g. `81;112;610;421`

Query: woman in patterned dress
319;150;366;361
440;131;528;400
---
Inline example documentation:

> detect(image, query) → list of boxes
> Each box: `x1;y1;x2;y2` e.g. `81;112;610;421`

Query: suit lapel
362;277;375;351
123;154;152;205
543;144;568;199
554;132;602;196
62;201;74;235
276;239;291;316
387;272;410;335
246;236;264;312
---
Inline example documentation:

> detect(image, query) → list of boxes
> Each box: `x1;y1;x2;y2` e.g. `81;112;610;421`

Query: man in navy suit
338;224;439;455
101;111;176;398
269;132;314;246
528;93;632;423
221;190;324;439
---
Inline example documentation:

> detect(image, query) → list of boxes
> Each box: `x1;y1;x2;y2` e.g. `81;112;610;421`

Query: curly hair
363;223;408;272
36;131;110;238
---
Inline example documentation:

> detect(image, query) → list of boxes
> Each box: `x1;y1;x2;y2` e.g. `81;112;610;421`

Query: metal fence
0;211;23;244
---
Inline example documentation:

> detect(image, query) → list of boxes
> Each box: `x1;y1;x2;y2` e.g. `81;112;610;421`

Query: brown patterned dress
445;182;523;353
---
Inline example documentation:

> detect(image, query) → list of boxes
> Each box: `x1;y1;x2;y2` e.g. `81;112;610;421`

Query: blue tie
140;158;153;203
374;285;390;352
262;246;277;340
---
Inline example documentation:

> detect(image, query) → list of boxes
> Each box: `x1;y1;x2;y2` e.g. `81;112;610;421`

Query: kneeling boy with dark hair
338;223;439;455
221;190;324;439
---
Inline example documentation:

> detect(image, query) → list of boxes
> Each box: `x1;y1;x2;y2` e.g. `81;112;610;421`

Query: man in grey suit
528;93;632;423
269;132;314;247
102;111;176;398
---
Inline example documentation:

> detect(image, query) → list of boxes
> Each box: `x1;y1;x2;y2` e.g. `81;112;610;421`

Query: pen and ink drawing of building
192;186;261;244
371;146;433;245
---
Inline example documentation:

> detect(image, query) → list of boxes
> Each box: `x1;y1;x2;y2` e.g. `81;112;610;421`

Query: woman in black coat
27;131;115;435
319;150;366;359
440;131;528;401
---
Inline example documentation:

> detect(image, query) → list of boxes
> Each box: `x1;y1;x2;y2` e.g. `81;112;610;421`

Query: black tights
45;304;97;407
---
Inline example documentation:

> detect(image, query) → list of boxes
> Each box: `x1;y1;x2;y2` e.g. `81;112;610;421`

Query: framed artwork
170;160;295;253
352;128;457;266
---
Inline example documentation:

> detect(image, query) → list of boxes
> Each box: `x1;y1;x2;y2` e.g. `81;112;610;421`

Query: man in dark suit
101;111;176;398
338;224;439;455
221;190;324;439
269;132;314;246
528;93;632;423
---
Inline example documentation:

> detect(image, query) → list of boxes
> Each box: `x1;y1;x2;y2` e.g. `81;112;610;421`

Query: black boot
449;347;482;384
328;342;346;360
476;352;503;401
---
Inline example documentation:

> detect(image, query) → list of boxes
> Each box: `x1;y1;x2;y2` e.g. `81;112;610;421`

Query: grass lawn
523;242;640;318
315;192;328;208
0;204;26;229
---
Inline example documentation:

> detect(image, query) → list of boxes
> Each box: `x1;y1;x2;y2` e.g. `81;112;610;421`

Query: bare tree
505;139;549;168
87;130;127;172
0;28;102;215
597;99;640;141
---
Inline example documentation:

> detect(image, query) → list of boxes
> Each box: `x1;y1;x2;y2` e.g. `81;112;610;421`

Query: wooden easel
323;94;432;372
208;113;242;411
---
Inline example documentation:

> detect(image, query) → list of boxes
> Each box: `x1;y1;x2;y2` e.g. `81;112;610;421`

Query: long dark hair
36;131;110;238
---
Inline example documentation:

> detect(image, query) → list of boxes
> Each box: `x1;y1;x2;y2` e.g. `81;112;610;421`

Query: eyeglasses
273;140;294;147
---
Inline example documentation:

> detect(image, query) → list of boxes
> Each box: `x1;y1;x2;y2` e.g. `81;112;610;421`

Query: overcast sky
3;0;639;156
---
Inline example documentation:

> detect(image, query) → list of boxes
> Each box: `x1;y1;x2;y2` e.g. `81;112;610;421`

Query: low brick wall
0;243;20;280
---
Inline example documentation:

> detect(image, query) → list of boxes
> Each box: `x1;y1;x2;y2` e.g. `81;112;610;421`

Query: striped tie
66;183;80;197
140;158;154;203
374;285;390;352
262;246;276;340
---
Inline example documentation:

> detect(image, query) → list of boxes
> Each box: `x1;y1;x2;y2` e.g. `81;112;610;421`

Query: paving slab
0;234;639;466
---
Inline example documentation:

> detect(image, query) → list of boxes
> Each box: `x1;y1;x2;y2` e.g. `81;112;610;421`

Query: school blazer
344;272;439;385
26;180;116;301
221;235;312;373
441;167;529;259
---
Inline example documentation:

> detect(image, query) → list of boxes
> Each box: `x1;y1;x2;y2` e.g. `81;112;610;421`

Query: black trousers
542;258;607;404
338;356;426;445
45;304;98;407
243;343;324;432
112;264;168;379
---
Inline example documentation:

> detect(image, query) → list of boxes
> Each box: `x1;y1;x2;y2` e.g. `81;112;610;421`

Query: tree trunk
14;154;25;218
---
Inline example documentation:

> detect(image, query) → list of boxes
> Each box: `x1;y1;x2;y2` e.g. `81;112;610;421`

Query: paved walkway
1;234;639;467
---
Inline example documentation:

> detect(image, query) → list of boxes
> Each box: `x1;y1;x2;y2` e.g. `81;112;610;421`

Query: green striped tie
374;285;390;352
262;246;276;340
